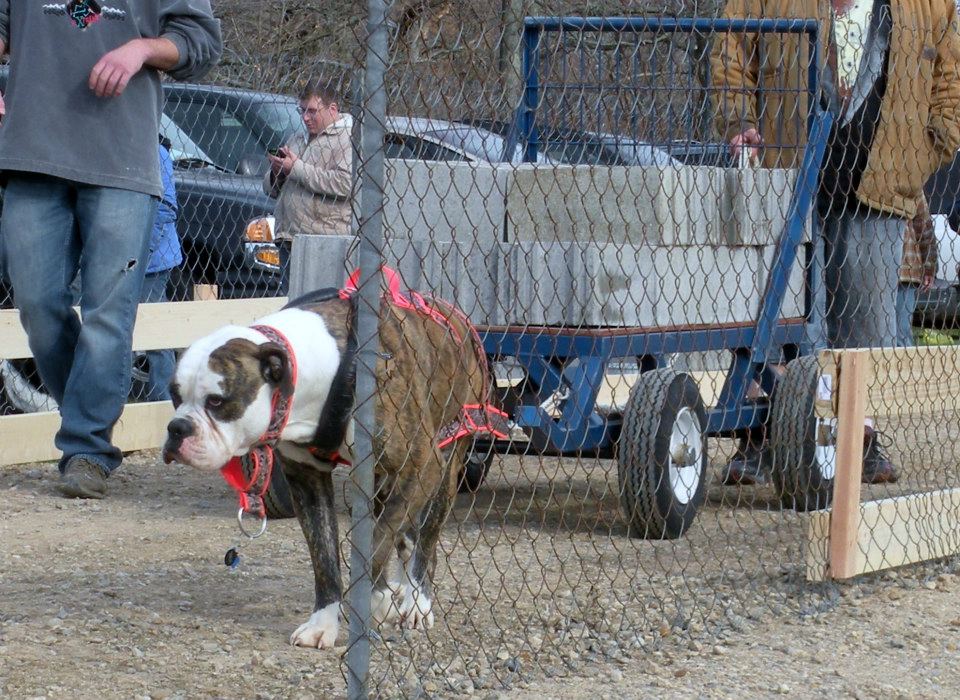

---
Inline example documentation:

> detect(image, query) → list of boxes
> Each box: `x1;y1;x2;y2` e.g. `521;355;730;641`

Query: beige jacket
711;0;960;219
264;114;353;239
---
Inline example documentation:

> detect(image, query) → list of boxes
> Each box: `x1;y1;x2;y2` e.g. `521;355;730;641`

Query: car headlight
245;215;276;243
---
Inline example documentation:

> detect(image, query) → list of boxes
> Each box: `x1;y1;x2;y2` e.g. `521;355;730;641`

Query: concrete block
504;165;663;245
723;168;811;246
413;240;513;326
667;166;726;247
289;235;356;297
381;159;508;250
505;241;659;326
289;234;423;299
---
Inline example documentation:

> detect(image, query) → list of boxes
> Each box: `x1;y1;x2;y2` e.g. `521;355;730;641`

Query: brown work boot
862;427;898;484
58;456;108;499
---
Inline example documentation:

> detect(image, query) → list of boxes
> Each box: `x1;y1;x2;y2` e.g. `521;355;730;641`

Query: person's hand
730;128;762;165
267;147;297;176
0;91;5;122
921;273;935;292
89;39;149;97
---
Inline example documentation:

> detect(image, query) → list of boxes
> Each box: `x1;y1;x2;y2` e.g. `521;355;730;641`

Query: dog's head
163;326;292;470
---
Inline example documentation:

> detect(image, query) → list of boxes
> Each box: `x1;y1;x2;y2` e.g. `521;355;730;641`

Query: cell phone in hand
268;147;285;157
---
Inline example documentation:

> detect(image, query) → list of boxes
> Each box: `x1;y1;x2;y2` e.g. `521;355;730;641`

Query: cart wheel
240;453;295;519
457;447;493;494
618;369;708;539
770;356;836;511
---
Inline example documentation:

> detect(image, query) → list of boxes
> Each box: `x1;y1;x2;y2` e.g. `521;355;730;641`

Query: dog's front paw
371;584;401;627
290;602;340;649
398;585;434;630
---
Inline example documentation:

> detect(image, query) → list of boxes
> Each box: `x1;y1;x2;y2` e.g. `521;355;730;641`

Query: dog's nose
167;417;194;440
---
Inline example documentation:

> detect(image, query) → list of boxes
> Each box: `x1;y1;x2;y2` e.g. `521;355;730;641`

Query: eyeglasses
297;106;322;117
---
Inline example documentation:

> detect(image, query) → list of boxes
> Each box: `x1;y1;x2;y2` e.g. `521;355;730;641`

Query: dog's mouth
161;444;181;465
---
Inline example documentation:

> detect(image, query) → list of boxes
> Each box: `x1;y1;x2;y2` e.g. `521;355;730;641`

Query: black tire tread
770;355;834;511
618;369;708;539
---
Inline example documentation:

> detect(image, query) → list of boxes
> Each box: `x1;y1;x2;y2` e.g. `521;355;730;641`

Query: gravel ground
1;441;959;700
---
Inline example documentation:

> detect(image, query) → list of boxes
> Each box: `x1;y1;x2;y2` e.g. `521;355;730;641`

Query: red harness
219;324;298;519
220;267;508;517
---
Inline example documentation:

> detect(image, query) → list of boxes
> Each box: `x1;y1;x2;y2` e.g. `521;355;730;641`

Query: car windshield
160;113;213;164
254;99;304;143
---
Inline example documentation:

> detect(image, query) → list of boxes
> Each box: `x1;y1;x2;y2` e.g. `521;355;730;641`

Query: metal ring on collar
236;508;268;539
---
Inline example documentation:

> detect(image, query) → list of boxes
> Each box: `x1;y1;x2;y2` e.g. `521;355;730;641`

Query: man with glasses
264;80;353;294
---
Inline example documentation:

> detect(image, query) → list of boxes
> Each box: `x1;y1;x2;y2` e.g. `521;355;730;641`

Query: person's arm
710;0;762;152
89;38;181;98
89;1;222;97
284;136;353;200
928;1;960;165
914;197;939;288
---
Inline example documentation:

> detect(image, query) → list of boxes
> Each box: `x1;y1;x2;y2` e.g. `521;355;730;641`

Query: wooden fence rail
0;297;286;466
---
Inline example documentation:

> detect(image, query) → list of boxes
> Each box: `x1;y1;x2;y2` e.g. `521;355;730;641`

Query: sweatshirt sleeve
0;0;8;49
929;1;960;165
710;0;763;142
159;0;223;82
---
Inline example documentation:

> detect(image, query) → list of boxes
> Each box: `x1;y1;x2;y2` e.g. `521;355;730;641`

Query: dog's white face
163;326;288;471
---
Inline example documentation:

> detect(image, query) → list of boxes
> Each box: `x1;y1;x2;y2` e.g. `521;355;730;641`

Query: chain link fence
3;1;960;698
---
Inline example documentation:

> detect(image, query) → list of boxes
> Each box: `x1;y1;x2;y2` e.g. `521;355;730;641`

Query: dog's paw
371;585;401;627
290;602;340;649
398;585;434;630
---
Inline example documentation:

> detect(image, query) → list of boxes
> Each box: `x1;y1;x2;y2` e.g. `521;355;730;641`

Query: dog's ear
258;342;292;391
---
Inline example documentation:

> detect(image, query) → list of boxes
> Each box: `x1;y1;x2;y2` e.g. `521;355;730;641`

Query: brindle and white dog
162;290;486;648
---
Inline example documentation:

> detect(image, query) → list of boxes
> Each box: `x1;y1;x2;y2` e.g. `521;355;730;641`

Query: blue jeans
895;283;918;348
138;271;176;402
806;209;904;351
1;175;155;473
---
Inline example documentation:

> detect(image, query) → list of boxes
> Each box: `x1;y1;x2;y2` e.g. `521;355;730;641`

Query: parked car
455;118;680;166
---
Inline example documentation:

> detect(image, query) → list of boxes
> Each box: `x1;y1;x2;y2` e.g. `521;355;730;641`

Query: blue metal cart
467;17;837;538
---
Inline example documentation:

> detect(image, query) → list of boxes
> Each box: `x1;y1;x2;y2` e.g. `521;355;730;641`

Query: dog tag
224;547;241;569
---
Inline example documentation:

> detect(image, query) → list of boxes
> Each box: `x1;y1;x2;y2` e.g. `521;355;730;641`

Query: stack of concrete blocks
502;164;807;326
290;159;809;329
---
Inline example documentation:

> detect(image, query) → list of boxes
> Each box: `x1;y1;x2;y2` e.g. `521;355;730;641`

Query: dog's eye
205;395;224;410
170;388;182;409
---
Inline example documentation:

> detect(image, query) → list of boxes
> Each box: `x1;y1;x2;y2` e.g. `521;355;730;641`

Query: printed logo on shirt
43;1;126;29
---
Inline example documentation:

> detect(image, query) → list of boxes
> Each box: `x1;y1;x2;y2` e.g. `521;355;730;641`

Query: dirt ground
1;446;959;700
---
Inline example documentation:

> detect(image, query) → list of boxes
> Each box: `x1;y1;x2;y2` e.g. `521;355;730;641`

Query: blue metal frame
483;16;832;454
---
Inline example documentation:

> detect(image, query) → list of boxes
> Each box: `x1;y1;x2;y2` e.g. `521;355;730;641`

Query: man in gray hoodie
0;1;222;498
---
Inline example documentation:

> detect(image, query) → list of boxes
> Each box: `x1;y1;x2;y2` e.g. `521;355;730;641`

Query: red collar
219;324;298;518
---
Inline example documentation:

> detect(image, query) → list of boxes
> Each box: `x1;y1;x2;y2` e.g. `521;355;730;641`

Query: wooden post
828;349;872;579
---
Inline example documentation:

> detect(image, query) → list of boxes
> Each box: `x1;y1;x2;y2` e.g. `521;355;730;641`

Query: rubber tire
770;355;835;512
618;369;708;539
457;446;493;493
240;452;295;519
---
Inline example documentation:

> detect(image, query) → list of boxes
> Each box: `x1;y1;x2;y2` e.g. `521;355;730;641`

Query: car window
159;113;212;163
165;99;267;173
254;100;303;143
383;133;469;162
540;136;627;166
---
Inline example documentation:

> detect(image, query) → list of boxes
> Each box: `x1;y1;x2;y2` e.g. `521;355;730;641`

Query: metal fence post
346;0;389;696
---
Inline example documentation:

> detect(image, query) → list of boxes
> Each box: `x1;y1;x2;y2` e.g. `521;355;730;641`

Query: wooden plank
596;370;726;412
808;488;960;580
193;284;219;301
828;349;871;579
0;297;287;359
861;345;960;417
0;401;174;466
